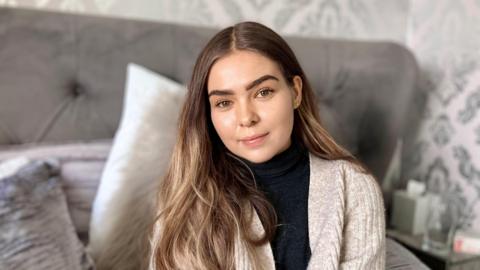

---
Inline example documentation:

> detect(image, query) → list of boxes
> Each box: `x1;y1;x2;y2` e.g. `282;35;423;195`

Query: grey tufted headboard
0;7;422;211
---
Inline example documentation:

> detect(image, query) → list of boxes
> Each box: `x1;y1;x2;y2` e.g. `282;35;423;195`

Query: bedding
0;158;95;270
0;139;112;243
0;6;429;270
88;63;186;270
386;238;430;270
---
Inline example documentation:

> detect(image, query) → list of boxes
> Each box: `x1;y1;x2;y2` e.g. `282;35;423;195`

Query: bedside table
387;228;480;270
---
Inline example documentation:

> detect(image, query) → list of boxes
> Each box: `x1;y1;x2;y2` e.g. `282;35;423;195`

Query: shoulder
308;153;384;211
309;153;378;186
308;155;387;267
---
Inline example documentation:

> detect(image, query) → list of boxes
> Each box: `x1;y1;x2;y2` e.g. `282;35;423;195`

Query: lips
239;132;269;147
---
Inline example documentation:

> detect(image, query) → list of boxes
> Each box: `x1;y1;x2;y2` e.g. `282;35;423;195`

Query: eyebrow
208;74;279;98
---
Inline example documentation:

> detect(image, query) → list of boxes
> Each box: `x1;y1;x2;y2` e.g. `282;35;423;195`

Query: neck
236;138;308;178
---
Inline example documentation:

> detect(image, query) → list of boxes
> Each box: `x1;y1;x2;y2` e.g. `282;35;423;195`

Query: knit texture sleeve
339;162;386;269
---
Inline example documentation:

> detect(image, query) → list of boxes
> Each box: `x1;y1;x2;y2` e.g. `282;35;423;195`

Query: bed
0;6;429;270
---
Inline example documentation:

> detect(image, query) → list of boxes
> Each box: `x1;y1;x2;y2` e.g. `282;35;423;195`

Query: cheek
211;111;236;140
260;97;294;131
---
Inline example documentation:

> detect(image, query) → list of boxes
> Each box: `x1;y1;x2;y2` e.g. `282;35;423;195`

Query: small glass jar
421;192;458;254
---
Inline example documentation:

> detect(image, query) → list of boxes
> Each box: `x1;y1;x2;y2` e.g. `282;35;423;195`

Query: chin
237;149;277;164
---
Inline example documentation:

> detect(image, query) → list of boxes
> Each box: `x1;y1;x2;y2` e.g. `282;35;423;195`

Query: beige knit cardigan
149;153;386;270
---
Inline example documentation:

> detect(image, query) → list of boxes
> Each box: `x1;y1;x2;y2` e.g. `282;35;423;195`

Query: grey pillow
386;237;431;270
0;158;95;270
0;139;112;242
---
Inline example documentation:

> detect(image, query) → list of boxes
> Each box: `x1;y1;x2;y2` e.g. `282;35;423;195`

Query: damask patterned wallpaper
0;0;409;42
1;0;479;231
404;0;480;231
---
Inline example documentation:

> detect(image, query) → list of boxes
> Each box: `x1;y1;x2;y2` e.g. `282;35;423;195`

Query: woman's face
207;50;302;163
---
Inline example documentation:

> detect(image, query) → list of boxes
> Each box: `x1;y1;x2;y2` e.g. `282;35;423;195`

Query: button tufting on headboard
69;81;86;97
0;6;421;190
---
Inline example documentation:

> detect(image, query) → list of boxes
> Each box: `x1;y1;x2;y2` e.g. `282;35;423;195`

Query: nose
238;101;259;127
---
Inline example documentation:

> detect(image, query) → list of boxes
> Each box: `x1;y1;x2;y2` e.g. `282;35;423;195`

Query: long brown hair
149;21;364;269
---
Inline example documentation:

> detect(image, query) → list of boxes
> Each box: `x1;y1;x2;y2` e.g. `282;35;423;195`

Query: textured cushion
0;157;95;270
88;63;185;270
386;238;430;270
0;139;112;243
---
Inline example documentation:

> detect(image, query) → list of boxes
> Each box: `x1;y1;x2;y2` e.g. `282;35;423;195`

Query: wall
1;0;479;231
0;0;408;41
405;0;480;231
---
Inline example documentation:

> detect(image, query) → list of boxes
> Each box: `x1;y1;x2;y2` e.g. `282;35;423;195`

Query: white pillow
88;63;185;269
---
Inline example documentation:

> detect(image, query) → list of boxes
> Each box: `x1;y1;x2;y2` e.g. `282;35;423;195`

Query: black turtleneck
240;139;311;270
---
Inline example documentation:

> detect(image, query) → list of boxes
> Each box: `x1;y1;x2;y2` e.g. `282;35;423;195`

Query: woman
149;21;386;270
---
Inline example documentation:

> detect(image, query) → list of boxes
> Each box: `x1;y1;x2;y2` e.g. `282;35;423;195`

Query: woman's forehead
207;50;283;92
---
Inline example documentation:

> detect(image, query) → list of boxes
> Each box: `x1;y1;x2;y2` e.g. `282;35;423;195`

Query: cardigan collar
243;153;342;270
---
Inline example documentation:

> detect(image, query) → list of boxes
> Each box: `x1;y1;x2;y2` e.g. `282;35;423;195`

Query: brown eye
256;88;274;98
215;100;232;108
